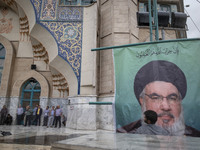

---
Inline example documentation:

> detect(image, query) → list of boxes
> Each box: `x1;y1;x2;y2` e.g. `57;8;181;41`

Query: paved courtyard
0;125;200;150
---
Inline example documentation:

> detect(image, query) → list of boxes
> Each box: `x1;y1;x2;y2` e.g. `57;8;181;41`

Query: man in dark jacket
0;105;8;125
35;105;43;126
5;114;13;125
134;110;169;135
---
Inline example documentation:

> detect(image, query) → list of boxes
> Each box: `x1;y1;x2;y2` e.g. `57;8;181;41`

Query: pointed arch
11;70;49;98
16;0;78;96
16;0;58;62
50;56;78;96
0;35;15;97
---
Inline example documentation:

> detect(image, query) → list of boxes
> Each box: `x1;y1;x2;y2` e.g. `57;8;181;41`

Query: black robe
117;120;200;137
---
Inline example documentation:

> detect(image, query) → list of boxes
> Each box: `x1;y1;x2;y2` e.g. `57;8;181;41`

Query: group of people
43;105;66;128
39;105;67;128
16;104;67;128
0;104;67;128
0;105;13;125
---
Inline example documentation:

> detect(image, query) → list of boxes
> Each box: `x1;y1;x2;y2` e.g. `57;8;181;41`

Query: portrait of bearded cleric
117;60;200;137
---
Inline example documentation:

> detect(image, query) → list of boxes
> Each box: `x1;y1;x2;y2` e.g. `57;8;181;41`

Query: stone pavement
0;125;200;150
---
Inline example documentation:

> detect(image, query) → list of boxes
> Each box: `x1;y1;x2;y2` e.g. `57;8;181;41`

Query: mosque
0;0;187;131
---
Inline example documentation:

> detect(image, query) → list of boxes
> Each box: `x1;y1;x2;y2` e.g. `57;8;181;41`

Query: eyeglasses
145;93;180;104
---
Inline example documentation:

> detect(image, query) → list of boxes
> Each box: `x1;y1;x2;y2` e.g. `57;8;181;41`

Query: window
0;43;5;86
59;0;95;6
20;78;41;108
60;0;78;5
139;3;177;13
160;4;171;13
81;0;94;5
138;3;178;27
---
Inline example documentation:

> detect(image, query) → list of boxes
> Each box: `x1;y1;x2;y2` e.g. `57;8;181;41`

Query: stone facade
0;0;186;130
66;96;97;130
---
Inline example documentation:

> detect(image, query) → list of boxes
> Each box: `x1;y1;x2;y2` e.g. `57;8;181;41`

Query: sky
184;0;200;38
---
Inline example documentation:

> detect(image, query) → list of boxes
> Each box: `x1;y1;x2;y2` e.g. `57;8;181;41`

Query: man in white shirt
17;104;24;125
47;106;55;128
43;106;49;126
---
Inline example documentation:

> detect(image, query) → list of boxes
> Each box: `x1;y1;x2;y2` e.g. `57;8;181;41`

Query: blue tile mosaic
40;21;82;78
40;0;57;20
30;0;83;94
31;0;42;20
57;7;83;22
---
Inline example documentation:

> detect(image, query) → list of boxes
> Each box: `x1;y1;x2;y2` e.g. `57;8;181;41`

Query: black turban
134;60;187;101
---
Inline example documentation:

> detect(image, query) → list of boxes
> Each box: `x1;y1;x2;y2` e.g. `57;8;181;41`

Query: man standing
117;60;200;137
32;104;38;125
0;105;8;125
24;105;33;126
16;104;24;125
43;106;49;126
35;105;43;126
47;106;55;128
55;105;62;128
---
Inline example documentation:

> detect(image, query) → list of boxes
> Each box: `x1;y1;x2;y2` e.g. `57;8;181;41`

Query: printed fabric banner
114;38;200;137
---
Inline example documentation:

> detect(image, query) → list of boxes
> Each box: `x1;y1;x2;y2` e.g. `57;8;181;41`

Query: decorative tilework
40;21;83;93
30;0;83;94
57;7;83;22
31;0;42;20
40;22;82;77
40;0;57;20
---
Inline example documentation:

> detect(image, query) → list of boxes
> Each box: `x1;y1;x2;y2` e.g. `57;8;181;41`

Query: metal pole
89;102;113;105
77;0;81;5
91;38;200;51
153;0;159;41
161;28;165;40
148;0;153;41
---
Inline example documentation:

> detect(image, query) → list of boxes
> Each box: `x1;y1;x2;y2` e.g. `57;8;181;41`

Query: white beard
142;102;185;136
161;107;185;136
